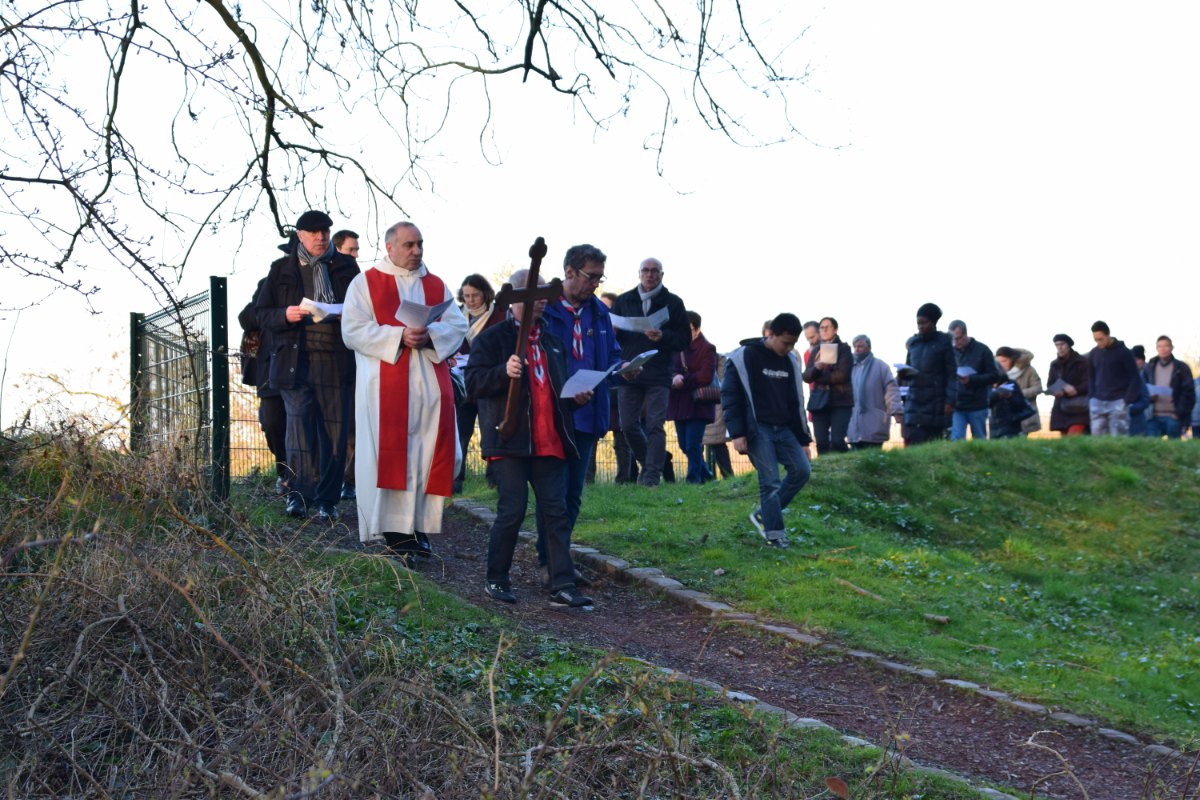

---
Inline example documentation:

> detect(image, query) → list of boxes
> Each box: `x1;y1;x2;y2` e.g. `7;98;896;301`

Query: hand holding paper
300;298;344;322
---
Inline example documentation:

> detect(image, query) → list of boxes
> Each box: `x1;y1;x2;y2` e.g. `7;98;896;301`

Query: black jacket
465;320;579;460
237;277;278;398
611;285;690;388
1047;350;1090;432
953;338;999;411
903;331;958;428
1143;357;1196;422
802;338;853;410
254;247;359;390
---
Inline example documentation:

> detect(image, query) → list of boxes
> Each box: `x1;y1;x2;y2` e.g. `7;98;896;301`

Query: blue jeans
950;408;989;440
535;431;597;565
746;424;811;537
1146;416;1183;439
487;456;576;591
674;419;712;483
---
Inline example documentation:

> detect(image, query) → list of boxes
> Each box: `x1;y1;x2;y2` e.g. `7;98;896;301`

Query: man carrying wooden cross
466;263;596;608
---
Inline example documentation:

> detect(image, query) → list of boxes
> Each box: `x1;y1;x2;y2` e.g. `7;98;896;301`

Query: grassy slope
495;437;1200;742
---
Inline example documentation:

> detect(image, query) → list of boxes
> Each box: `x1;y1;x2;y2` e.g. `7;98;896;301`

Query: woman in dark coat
667;311;717;483
802;316;853;454
1047;333;1090;435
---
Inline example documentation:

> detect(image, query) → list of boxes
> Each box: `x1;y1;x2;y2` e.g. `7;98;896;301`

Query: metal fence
130;277;230;500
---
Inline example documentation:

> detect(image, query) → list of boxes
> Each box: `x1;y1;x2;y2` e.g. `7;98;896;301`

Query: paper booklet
609;306;670;333
395;297;455;328
956;365;976;378
1044;378;1069;395
300;298;343;322
559;350;658;398
1147;384;1172;397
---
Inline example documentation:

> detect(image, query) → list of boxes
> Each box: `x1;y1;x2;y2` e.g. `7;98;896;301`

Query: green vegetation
466;437;1200;742
0;428;996;798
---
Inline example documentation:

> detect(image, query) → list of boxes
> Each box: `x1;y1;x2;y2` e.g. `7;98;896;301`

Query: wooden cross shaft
494;237;562;441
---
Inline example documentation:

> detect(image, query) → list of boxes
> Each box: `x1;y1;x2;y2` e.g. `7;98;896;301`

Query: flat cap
295;210;333;231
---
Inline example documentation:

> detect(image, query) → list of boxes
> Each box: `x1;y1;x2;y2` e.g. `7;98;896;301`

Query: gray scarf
638;283;665;315
298;242;337;303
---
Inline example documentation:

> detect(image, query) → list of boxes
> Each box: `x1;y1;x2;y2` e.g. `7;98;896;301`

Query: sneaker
485;582;517;604
540;566;592;589
285;495;308;518
749;507;767;541
548;586;593;608
767;535;790;549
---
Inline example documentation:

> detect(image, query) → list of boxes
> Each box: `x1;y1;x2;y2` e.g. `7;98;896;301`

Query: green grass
462;437;1200;742
325;551;999;799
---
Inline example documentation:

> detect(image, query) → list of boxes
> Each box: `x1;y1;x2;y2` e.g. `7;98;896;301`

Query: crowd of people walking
238;211;1198;605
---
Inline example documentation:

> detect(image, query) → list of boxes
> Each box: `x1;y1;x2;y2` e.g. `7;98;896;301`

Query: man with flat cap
256;210;360;520
901;302;958;445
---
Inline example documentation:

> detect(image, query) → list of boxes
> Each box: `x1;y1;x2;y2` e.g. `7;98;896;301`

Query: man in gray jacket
847;334;902;449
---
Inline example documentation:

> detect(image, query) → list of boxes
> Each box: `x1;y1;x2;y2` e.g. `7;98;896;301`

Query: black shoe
315;503;340;523
414;531;433;558
485;582;517;604
340;484;356;502
285;495;307;518
548;586;593;608
383;531;419;556
541;566;591;589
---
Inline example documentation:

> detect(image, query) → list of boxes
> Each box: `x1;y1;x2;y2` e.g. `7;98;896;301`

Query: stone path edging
451;499;1185;772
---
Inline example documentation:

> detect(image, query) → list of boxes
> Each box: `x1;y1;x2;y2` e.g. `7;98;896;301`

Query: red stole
365;268;456;495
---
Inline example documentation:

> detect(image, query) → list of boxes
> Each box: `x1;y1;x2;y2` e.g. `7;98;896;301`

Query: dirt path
312;502;1191;800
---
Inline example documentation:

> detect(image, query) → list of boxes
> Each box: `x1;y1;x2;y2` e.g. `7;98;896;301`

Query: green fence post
210;277;230;502
129;311;145;453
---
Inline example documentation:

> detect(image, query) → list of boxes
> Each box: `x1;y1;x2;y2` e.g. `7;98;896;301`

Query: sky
3;2;1198;431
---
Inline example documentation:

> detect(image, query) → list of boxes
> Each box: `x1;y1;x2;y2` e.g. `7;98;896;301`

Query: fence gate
129;277;229;500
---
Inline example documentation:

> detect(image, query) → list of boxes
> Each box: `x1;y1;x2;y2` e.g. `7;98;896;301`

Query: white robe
341;259;468;541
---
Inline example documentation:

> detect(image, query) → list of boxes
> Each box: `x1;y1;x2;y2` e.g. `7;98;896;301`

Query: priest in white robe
341;221;468;559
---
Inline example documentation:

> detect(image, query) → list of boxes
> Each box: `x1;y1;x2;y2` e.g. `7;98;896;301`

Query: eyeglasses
578;269;606;284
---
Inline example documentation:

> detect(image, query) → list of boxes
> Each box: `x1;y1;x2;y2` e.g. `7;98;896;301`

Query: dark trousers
487;456;576;591
535;431;597;566
851;440;884;450
279;351;352;506
618;384;670;486
906;424;946;446
258;394;288;480
810;406;851;454
455;398;478;485
705;442;734;478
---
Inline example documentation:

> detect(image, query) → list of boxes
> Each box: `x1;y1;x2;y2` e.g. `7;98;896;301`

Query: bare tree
1;0;812;309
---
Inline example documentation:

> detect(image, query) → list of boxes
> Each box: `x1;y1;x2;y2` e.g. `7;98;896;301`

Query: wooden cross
493;237;563;440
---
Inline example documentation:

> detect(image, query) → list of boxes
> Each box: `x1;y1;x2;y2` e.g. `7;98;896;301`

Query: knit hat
1052;333;1074;347
295;210;333;231
916;302;942;323
1131;344;1146;360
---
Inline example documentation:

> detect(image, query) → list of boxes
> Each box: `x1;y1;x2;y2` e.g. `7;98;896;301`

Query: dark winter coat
802;338;853;410
465;320;579;461
721;338;813;447
1142;357;1196;422
237;277;278;398
1047;350;1089;432
952;338;999;411
667;333;718;423
254;247;359;390
611;285;690;388
903;331;958;429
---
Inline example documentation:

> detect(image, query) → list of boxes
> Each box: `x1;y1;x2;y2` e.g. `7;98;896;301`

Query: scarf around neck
638;283;664;315
298;242;336;303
